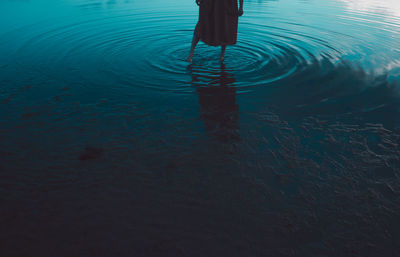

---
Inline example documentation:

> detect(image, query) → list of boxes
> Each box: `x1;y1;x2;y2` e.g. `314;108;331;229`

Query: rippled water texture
1;0;400;256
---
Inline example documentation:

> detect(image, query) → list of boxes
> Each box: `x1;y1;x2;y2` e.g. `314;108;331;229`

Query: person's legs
187;24;200;62
220;45;227;62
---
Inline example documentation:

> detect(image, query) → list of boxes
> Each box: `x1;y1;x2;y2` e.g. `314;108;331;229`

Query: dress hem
199;38;237;46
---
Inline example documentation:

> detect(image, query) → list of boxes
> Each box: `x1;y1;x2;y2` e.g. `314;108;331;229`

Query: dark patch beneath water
79;146;104;160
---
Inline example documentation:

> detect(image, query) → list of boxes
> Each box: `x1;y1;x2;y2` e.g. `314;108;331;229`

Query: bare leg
220;45;226;62
187;24;200;62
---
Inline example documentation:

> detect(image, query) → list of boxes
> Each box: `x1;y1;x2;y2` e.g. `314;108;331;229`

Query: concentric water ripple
3;0;400;94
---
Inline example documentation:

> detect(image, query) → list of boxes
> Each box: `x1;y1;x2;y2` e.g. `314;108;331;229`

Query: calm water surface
1;0;400;256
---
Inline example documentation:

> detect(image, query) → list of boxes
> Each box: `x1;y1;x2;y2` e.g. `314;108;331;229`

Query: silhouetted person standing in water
187;0;244;62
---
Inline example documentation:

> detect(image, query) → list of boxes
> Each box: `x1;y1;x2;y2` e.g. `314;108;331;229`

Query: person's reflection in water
188;63;240;143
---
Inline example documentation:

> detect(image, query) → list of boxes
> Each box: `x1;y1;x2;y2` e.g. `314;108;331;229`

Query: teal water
1;0;400;256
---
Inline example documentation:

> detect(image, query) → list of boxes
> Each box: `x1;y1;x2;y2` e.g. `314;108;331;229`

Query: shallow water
1;0;400;256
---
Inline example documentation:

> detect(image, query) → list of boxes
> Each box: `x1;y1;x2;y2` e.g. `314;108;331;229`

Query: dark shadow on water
188;63;241;143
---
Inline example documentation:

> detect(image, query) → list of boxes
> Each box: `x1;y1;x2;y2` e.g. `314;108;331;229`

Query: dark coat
195;0;239;46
